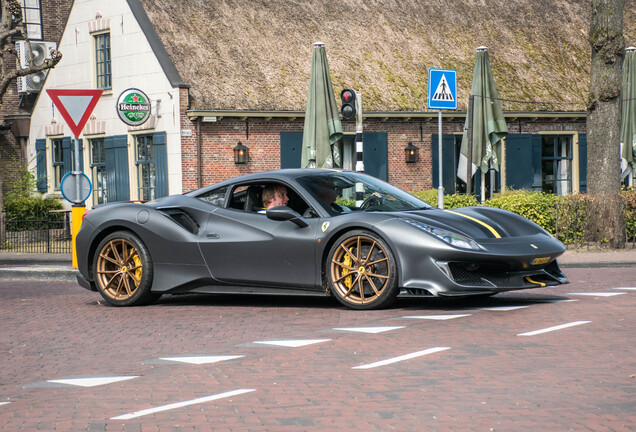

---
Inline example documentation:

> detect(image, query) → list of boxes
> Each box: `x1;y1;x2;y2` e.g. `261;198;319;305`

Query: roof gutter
186;110;587;122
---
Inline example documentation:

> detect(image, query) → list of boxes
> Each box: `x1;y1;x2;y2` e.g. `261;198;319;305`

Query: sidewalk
1;248;636;282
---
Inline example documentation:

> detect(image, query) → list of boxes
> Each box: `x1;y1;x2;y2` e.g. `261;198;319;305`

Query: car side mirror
266;206;309;228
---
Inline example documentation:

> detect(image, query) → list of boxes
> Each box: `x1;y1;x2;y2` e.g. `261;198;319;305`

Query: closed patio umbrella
457;47;508;201
621;47;636;186
301;43;343;168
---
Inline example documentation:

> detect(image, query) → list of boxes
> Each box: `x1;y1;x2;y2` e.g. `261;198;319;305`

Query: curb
0;266;78;282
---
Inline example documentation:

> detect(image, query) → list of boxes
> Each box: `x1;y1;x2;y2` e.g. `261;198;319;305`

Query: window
541;136;572;195
18;0;42;40
135;135;156;200
94;33;111;89
90;138;107;205
52;138;65;190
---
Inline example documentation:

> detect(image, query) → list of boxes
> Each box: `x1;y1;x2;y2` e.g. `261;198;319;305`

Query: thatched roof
139;0;636;112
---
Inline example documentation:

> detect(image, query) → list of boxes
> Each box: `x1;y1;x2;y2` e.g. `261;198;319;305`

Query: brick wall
179;102;587;193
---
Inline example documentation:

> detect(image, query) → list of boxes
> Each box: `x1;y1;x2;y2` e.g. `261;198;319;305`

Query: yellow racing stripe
444;210;502;238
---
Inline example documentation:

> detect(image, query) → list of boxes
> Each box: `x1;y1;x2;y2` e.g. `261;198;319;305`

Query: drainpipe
197;116;202;189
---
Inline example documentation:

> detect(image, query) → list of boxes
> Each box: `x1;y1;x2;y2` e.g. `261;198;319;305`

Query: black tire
326;230;399;310
92;231;159;306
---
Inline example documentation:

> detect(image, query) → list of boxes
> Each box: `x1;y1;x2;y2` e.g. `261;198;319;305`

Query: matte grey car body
76;169;567;309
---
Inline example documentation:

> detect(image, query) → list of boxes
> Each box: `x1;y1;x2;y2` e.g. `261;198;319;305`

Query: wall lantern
404;142;419;163
233;141;249;164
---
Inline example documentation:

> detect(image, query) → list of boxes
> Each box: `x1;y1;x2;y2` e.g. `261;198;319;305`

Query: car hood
393;206;547;240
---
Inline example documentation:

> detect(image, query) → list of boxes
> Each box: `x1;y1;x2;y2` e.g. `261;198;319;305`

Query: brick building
24;0;636;209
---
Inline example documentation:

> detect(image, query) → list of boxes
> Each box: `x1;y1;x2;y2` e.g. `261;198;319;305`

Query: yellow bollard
71;205;85;269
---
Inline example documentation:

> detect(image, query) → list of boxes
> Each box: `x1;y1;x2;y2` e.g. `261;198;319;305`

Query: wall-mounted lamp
404;142;419;163
233;141;249;164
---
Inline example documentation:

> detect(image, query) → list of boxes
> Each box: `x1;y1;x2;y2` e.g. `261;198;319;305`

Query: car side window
196;186;228;207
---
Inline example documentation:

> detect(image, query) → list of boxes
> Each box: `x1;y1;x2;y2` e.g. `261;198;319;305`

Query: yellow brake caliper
342;247;353;288
131;249;142;284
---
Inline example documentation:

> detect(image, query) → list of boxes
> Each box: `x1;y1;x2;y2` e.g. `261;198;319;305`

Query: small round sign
116;88;151;126
60;172;92;204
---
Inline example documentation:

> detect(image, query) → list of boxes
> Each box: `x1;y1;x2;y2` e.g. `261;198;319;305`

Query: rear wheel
93;231;159;306
326;230;398;310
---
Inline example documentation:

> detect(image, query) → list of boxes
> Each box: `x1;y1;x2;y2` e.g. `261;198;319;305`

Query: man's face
271;188;289;207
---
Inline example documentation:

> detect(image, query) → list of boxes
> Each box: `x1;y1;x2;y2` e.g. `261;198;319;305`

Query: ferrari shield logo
322;222;330;232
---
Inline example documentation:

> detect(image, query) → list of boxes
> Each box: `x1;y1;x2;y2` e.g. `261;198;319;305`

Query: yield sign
46;89;103;138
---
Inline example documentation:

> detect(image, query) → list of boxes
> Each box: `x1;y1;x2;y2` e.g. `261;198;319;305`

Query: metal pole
437;110;443;209
466;95;474;196
355;92;364;207
74;137;81;202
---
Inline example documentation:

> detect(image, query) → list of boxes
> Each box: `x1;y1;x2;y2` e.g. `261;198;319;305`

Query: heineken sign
116;88;151;126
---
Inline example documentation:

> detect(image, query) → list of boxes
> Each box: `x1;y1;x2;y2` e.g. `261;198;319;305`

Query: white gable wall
28;0;183;208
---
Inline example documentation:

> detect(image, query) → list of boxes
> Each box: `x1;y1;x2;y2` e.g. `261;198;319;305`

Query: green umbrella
301;43;343;168
621;47;636;185
457;47;508;200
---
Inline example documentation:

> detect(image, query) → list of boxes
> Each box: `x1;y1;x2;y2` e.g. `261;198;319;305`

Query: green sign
116;88;151;126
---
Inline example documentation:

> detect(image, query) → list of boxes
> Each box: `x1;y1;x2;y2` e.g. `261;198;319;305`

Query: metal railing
0;210;72;254
554;196;636;249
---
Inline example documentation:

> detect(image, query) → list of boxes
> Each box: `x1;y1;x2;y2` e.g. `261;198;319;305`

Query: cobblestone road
1;267;635;431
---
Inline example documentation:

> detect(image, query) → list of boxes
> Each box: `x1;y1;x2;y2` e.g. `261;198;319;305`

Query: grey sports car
76;169;567;310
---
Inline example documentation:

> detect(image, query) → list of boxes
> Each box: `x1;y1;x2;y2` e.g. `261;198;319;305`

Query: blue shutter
431;134;457;193
280;131;303;168
104;135;130;201
35;139;47;193
153;131;168;197
505;134;535;190
362;132;388;181
62;137;72;173
578;134;587;193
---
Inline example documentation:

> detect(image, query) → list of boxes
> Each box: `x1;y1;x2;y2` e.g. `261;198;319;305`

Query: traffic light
340;88;357;120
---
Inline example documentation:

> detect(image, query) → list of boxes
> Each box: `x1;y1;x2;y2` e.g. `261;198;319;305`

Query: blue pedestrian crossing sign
428;69;457;110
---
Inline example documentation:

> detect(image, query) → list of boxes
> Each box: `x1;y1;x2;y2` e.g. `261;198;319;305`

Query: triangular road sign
432;74;454;102
46;89;103;138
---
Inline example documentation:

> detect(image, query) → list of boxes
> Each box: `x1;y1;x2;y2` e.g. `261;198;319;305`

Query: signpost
428;69;457;209
46;89;103;268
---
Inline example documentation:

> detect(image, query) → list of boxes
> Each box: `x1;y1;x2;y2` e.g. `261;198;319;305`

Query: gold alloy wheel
330;235;391;305
95;238;143;301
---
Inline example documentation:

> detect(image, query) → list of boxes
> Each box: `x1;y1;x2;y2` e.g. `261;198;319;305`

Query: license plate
531;256;551;265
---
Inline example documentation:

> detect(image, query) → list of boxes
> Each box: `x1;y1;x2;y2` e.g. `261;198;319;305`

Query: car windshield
297;172;432;215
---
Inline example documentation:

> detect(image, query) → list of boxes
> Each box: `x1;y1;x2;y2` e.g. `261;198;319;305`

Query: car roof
185;168;361;195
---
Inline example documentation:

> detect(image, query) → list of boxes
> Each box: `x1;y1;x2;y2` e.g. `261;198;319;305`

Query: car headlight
401;218;481;250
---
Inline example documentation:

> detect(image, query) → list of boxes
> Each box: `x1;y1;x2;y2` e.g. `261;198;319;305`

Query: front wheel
93;231;159;306
326;230;398;310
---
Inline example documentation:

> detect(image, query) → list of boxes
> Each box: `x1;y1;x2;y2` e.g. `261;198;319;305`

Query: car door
198;195;321;289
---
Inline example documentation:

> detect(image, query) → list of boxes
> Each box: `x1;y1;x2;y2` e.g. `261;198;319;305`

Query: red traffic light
340;88;357;120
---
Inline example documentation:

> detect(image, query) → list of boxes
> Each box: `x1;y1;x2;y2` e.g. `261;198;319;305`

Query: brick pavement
1;267;636;431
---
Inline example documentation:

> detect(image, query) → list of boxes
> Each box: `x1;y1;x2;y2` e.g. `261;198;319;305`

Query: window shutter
280;131;303;168
578;134;587;193
431;134;457;193
362;132;388;181
104;135;130;201
35;139;47;193
153;131;168;198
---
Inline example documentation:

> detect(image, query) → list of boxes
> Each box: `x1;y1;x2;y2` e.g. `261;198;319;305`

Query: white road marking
352;347;450;370
567;292;625;297
111;388;255;420
401;314;471;320
160;355;244;365
332;326;405;334
612;287;636;290
517;321;591;337
483;306;529;311
253;339;331;348
47;376;138;387
0;402;10;406
533;299;578;303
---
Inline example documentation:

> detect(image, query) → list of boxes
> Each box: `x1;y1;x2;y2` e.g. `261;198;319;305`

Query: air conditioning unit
16;40;57;94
